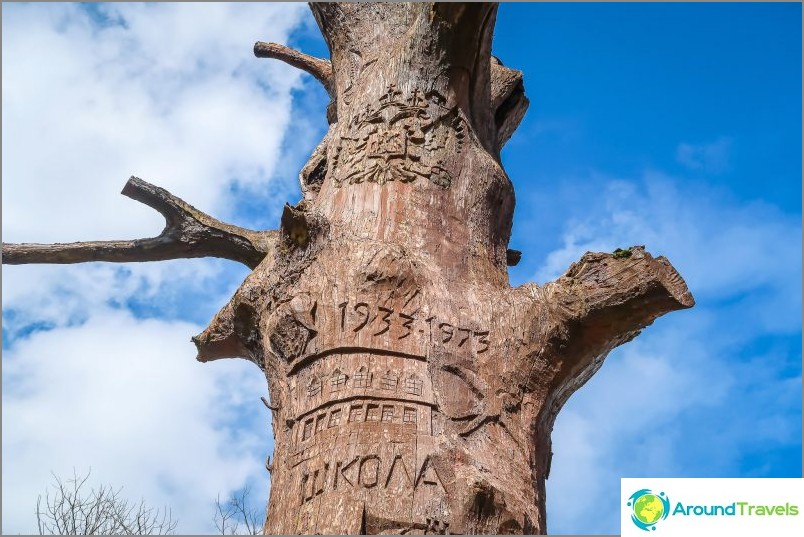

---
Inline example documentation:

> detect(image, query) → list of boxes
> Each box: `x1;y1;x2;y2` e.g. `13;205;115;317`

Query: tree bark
2;3;694;534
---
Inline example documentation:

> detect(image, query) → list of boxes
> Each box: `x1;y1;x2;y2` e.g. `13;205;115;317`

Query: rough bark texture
2;3;694;534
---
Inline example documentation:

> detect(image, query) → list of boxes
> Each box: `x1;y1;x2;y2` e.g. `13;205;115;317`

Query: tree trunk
204;4;693;534
3;3;693;534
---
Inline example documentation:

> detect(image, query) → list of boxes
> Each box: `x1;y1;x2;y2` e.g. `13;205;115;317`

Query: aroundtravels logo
627;489;671;531
622;479;803;536
625;484;801;532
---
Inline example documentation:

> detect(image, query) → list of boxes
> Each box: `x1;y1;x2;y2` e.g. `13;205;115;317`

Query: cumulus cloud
534;172;801;332
676;137;732;174
539;171;801;534
2;2;310;243
2;3;320;533
2;310;269;534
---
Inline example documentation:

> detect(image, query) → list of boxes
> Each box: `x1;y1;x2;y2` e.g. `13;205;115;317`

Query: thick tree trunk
198;4;693;534
2;3;693;534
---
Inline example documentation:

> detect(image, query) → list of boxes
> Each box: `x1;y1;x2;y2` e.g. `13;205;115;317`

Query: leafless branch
254;41;334;95
213;486;262;535
2;177;277;269
35;469;178;535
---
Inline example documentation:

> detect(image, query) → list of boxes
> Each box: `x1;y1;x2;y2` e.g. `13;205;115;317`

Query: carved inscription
336;299;490;353
274;294;495;366
300;452;443;504
331;85;465;188
278;305;499;533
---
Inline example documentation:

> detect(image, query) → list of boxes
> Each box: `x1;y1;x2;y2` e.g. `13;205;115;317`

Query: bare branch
553;245;694;328
260;396;279;412
2;177;277;269
213;487;262;535
254;41;334;95
36;469;177;535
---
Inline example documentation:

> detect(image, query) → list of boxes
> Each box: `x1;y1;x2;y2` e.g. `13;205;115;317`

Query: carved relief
330;85;466;188
269;296;318;363
380;370;399;390
330;297;490;355
287;351;435;421
404;375;423;396
273;297;503;534
306;377;322;398
330;368;348;392
353;366;372;388
425;518;450;535
293;399;432;448
298;450;443;502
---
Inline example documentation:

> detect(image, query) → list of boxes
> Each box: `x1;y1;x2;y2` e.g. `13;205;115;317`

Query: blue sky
2;3;801;535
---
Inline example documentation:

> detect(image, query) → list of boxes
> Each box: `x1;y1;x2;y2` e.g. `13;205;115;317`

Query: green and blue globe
627;489;670;531
634;494;664;524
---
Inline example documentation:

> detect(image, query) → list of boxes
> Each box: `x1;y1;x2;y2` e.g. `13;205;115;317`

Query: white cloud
534;172;801;333
540;171;801;534
2;3;318;533
2;309;270;535
676;137;732;174
548;316;801;534
2;2;309;243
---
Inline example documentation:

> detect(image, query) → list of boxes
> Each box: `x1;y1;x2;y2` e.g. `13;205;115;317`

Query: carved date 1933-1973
337;300;489;353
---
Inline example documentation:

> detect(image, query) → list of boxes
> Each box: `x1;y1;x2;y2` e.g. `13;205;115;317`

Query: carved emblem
331;85;466;188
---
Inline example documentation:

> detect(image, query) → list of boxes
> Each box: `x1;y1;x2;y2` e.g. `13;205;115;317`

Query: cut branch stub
506;248;522;266
2;177;277;269
529;246;695;436
491;58;529;150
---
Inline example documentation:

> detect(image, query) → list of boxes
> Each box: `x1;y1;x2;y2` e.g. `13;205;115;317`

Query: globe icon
633;494;664;525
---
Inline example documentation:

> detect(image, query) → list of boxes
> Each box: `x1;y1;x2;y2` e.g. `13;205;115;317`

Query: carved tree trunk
3;3;693;535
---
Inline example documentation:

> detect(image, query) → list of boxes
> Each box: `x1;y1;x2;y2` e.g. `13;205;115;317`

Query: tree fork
3;3;693;534
2;177;277;269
